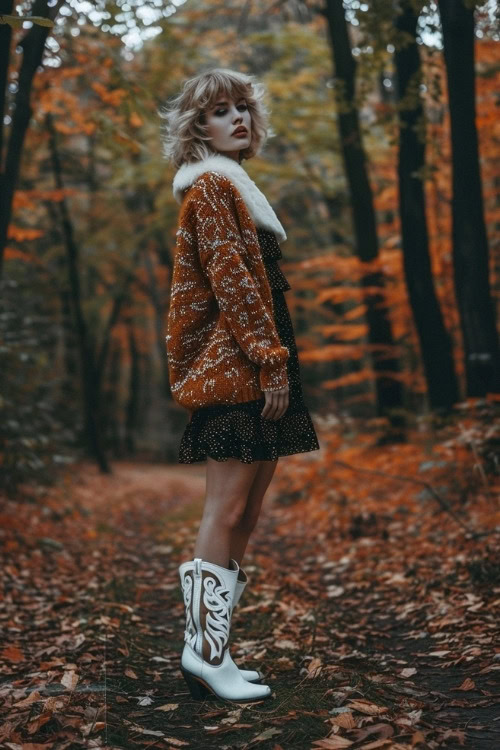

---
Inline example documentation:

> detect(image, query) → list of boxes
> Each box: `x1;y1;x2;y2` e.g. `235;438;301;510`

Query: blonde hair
159;68;272;169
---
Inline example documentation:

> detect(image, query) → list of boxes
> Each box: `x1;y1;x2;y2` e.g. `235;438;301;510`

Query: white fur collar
172;153;287;243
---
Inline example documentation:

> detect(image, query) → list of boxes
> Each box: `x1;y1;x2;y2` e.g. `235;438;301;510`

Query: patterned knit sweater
165;154;290;411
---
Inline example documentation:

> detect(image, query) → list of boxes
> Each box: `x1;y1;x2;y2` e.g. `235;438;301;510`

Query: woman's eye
214;103;247;116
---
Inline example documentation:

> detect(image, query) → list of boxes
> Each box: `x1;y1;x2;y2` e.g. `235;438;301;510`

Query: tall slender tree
322;0;404;416
45;112;110;473
437;0;500;396
0;0;63;277
393;0;459;409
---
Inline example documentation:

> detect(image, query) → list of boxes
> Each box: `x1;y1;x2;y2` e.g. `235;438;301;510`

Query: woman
161;68;320;703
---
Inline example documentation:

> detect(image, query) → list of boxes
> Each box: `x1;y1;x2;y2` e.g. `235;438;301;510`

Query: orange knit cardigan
165;155;290;412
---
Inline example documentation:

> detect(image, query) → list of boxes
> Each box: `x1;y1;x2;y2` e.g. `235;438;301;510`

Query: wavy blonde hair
159;68;272;169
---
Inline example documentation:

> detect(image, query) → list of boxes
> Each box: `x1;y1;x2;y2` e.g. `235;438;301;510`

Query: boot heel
180;666;212;700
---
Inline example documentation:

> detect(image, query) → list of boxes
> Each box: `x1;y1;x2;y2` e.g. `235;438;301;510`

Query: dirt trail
0;458;498;749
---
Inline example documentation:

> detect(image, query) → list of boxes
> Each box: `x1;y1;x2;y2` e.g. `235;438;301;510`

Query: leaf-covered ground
1;401;499;749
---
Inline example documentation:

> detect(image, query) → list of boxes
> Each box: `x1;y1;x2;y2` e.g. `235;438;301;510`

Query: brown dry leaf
122;720;164;737
346;699;388;715
442;728;467;743
399;667;417;678
220;708;243;725
251;727;282;742
311;737;353;748
125;667;138;679
163;738;189;747
456;677;475;691
1;646;25;663
307;657;323;677
275;639;299;650
252;648;267;659
43;695;71;712
330;711;355;729
27;712;52;735
348;723;394;745
13;691;42;707
60;670;79;690
275;656;294;670
155;703;180;711
411;730;427;744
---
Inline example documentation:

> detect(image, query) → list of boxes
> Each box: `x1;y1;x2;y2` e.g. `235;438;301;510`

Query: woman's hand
261;385;289;421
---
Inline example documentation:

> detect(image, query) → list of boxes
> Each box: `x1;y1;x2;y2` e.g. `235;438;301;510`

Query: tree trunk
438;0;500;395
394;1;459;410
104;339;124;458
0;0;64;277
0;1;14;164
45;112;110;472
323;0;404;415
125;321;140;455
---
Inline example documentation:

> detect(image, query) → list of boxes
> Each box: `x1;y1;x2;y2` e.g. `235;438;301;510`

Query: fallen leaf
346;699;388;715
275;639;298;650
307;657;323;677
456;677;475;691
1;646;25;663
250;727;282;742
61;670;79;690
155;703;179;711
399;667;417;678
13;691;42;707
311;737;353;748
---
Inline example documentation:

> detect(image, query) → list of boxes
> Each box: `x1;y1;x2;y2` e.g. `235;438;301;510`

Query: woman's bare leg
193;457;262;568
230;459;279;566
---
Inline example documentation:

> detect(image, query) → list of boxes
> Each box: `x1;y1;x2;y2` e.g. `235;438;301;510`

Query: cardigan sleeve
188;172;289;392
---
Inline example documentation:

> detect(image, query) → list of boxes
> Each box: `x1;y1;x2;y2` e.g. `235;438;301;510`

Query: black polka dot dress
177;228;321;464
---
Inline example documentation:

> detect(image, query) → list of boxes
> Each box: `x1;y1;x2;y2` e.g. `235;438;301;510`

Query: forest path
0;458;498;749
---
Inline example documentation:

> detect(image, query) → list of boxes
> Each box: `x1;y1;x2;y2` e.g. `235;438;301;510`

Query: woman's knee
202;494;249;530
203;457;262;528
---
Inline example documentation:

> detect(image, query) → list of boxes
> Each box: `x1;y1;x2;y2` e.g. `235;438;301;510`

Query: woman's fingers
262;393;275;420
261;388;289;421
277;391;289;420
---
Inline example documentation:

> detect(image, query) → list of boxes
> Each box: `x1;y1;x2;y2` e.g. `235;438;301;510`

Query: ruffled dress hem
178;397;320;464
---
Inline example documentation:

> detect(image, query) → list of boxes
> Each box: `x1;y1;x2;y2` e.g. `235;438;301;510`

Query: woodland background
0;0;499;484
0;1;499;749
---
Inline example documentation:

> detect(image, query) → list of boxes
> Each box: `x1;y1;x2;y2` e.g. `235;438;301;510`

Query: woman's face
203;95;251;161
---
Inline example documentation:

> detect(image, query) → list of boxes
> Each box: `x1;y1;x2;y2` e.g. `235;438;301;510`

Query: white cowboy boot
178;557;271;702
232;568;248;613
231;567;265;682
